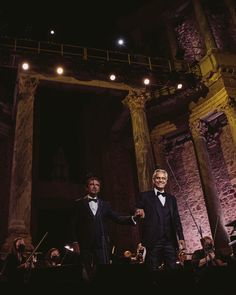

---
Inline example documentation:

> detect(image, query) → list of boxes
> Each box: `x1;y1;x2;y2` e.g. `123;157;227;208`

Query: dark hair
86;175;101;186
11;237;24;254
45;248;60;260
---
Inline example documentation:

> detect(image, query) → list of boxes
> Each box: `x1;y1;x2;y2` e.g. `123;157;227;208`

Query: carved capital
18;75;39;100
190;119;208;139
190;118;223;146
123;89;151;111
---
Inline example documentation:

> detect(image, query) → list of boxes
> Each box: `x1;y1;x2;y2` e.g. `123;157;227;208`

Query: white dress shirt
154;188;166;206
87;195;98;215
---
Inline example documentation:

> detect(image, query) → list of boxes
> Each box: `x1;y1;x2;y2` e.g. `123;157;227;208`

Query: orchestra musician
43;248;61;267
136;243;146;264
3;237;36;282
192;236;227;270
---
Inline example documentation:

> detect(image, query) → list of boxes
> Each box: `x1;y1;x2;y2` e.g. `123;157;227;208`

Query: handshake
134;208;145;219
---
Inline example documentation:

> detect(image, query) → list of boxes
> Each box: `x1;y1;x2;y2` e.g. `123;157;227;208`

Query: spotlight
21;62;30;71
143;78;150;85
117;38;125;46
48;28;56;43
109;74;116;81
50;29;55;36
176;83;183;90
56;66;64;75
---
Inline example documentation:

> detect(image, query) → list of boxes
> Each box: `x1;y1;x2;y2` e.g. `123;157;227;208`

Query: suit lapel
150;190;162;217
95;199;101;216
165;194;173;216
83;198;95;218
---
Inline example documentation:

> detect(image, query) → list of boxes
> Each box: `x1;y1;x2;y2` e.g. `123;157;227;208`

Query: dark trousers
145;239;177;271
81;245;110;268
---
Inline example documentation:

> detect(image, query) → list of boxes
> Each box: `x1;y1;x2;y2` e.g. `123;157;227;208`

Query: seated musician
43;248;61;267
192;236;227;270
3;237;35;282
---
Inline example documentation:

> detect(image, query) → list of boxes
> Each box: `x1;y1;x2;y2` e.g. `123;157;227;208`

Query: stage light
109;74;116;81
56;66;64;75
176;82;183;89
21;62;30;71
117;38;125;46
143;78;150;85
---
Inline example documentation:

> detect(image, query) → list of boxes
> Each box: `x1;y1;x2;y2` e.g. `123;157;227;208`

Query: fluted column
190;119;229;249
221;98;236;147
3;75;39;252
192;0;217;52
123;89;155;192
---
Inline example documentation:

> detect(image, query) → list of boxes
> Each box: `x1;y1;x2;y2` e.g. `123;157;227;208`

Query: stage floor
0;263;236;293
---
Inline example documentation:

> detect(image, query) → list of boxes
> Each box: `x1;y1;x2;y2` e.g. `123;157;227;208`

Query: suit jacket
137;190;184;248
72;197;134;249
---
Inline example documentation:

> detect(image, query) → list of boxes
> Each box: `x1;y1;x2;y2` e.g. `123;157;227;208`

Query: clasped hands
134;208;145;219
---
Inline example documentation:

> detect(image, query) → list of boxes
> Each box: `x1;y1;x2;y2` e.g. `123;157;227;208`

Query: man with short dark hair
72;176;140;278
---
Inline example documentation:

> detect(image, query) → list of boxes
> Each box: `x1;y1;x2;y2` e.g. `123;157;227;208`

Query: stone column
190;119;229;250
2;75;39;252
123;89;155;192
192;0;217;52
221;98;236;147
0;120;12;251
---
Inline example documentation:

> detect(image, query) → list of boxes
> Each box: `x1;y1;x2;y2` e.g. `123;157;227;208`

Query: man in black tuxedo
72;176;139;277
136;169;185;270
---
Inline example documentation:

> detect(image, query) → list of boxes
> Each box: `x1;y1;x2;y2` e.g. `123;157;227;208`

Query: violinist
191;236;227;270
3;237;35;282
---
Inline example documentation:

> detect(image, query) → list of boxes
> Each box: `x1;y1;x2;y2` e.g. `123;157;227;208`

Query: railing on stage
0;36;172;72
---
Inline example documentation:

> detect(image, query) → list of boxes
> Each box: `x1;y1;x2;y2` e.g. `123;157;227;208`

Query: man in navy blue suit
72;176;139;278
136;169;185;270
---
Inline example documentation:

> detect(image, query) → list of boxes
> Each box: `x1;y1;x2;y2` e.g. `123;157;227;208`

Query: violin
23;251;42;268
25;232;48;267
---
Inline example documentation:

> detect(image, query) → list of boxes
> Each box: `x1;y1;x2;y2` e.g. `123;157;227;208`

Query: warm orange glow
22;62;30;71
56;66;64;75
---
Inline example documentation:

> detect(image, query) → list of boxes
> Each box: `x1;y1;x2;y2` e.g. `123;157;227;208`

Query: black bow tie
88;198;98;203
156;192;165;197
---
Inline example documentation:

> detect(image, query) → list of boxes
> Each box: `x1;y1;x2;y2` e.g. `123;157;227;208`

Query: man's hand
135;208;145;218
208;251;215;260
